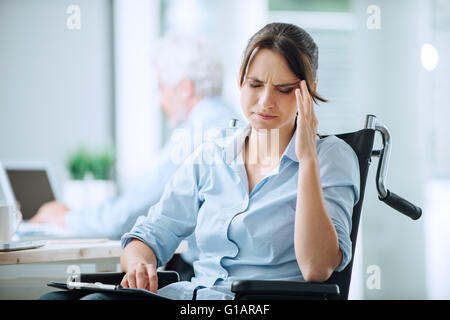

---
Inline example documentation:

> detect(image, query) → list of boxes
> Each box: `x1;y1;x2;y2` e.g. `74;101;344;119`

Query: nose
259;87;275;109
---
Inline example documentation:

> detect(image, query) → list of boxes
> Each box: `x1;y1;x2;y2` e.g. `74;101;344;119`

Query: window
269;0;350;13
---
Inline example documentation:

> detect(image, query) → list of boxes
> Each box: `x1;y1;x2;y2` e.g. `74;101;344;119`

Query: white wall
0;0;115;192
113;0;162;192
424;0;450;300
163;0;269;120
352;0;428;299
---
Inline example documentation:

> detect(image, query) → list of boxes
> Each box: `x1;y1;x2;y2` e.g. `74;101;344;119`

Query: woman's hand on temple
295;80;318;162
120;262;158;293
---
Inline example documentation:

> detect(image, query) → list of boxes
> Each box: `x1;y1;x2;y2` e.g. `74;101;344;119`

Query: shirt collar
222;124;251;164
279;127;296;163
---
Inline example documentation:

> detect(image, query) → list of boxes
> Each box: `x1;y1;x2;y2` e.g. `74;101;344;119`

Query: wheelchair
65;114;422;300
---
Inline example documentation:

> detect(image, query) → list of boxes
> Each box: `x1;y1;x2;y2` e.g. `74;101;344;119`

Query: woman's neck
246;124;295;167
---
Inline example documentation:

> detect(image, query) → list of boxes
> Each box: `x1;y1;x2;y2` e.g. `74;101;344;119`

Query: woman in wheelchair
43;22;360;300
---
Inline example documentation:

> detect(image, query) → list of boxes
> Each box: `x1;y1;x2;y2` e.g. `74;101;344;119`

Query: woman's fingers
298;80;318;130
122;263;158;292
120;274;129;288
127;269;137;288
295;88;304;119
147;264;158;293
300;80;312;119
136;264;149;290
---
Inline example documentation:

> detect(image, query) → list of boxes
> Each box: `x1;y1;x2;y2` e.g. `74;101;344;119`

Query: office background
0;0;449;299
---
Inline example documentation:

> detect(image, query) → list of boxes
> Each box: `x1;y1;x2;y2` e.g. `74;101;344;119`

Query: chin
249;120;280;131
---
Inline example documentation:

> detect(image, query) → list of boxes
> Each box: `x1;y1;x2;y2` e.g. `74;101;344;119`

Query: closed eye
278;88;294;94
249;82;295;94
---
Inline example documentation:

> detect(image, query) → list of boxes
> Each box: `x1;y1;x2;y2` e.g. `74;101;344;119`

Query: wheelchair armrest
79;270;180;289
231;280;340;300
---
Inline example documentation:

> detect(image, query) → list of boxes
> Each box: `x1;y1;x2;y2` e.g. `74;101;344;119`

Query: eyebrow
247;77;299;88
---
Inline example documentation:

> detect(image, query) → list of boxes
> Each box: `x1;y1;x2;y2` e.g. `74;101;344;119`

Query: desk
0;239;187;299
0;239;121;266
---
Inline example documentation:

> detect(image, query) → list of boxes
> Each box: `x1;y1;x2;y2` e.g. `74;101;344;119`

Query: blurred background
0;0;449;299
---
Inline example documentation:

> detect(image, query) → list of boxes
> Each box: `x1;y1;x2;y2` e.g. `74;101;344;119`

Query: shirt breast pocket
195;197;244;255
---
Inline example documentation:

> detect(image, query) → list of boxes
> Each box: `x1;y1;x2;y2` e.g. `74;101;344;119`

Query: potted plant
62;146;117;210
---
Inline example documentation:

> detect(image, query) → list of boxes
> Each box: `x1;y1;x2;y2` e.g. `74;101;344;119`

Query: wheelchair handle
365;114;423;220
378;189;422;220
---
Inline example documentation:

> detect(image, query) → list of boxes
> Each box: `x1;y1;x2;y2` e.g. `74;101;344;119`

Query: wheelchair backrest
320;129;375;299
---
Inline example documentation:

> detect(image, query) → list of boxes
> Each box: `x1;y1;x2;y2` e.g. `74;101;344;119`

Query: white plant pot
62;180;117;210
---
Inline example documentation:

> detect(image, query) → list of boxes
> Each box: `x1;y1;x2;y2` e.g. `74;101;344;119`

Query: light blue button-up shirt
121;124;360;300
64;96;238;256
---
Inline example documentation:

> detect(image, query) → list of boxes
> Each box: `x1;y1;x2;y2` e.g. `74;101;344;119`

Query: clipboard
47;281;172;300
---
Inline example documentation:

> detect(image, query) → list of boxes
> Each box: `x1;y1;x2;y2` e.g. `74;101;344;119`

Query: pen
68;281;121;290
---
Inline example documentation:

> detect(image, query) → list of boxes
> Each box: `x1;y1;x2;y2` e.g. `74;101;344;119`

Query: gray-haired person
31;34;239;280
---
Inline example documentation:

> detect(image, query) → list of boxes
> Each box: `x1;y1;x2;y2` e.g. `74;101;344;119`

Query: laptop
0;160;59;220
0;161;70;246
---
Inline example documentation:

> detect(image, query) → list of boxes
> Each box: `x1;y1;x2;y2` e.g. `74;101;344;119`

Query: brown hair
239;23;328;104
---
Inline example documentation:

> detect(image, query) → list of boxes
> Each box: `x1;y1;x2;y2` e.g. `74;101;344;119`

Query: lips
256;112;277;120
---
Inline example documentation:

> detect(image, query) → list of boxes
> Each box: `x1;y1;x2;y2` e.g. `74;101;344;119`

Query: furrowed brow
247;76;299;87
247;77;264;83
275;81;300;88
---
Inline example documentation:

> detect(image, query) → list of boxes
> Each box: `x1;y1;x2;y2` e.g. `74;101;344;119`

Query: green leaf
66;146;90;180
89;148;115;180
